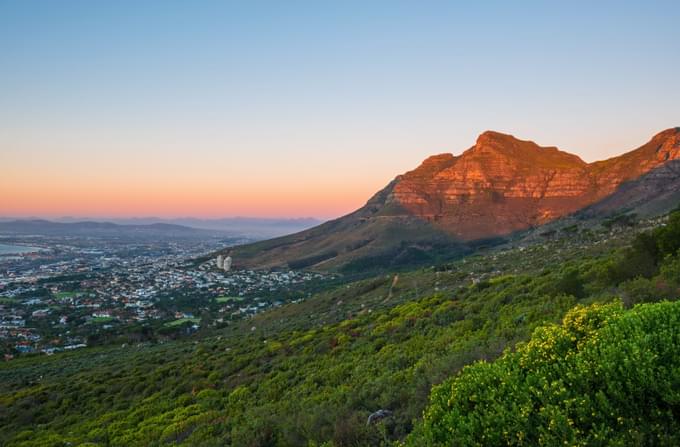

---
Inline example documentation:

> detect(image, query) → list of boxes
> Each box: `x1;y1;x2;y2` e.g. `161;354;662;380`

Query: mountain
224;128;680;271
3;217;324;240
0;219;233;240
93;217;322;239
221;183;470;272
579;158;680;218
389;127;680;238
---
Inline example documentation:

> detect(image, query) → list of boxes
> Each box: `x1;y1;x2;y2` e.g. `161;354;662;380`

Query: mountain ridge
389;127;680;238
225;127;680;271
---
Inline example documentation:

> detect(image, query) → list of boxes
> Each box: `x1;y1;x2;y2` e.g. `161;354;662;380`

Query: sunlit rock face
225;128;680;271
388;128;680;239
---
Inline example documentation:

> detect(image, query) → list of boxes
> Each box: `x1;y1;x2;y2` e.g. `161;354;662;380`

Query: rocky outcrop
386;128;680;239
580;159;680;218
225;127;680;271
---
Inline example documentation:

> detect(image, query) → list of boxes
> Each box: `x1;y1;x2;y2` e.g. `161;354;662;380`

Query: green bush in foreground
409;301;680;446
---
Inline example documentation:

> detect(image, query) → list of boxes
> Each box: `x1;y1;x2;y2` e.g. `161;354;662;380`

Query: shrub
410;301;680;446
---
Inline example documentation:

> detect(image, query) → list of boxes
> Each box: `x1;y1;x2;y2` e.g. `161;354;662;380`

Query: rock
367;409;392;426
388;128;680;239
224;127;680;270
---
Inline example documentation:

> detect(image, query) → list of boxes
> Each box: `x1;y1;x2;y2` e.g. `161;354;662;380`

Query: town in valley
0;225;330;359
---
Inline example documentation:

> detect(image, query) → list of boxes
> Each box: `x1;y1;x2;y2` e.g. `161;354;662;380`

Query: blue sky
1;1;679;218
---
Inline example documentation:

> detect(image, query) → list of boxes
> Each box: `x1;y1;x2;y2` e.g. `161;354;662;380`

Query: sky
1;0;679;219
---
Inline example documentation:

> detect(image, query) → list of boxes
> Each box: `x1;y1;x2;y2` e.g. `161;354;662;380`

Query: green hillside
221;181;471;273
1;212;679;446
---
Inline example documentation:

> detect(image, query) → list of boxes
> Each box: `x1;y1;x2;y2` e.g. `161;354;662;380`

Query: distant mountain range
224;127;680;271
0;217;322;240
0;219;229;240
108;217;322;238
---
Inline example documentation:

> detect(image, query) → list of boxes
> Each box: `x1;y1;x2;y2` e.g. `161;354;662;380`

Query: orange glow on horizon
1;170;384;219
3;125;675;220
1;129;409;220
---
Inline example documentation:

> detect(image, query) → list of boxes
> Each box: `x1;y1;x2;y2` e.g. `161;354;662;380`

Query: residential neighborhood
0;232;330;358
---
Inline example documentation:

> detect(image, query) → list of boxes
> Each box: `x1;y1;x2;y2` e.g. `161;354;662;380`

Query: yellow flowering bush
409;301;680;446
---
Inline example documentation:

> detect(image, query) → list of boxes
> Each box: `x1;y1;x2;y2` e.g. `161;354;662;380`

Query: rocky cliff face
387;128;680;239
226;127;680;271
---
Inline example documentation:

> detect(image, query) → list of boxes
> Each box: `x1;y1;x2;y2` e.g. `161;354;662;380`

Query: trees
602;211;680;285
655;211;680;259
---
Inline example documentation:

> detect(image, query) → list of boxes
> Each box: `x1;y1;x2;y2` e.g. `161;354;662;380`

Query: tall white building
223;256;232;272
216;255;224;269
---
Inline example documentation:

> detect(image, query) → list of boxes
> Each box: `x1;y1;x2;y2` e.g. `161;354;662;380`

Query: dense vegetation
406;211;680;446
1;212;679;446
408;301;680;445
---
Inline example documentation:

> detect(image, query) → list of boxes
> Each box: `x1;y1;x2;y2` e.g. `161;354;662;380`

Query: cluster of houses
1;252;331;358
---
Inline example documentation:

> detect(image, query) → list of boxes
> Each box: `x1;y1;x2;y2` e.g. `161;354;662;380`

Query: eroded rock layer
225;127;680;270
389;128;680;239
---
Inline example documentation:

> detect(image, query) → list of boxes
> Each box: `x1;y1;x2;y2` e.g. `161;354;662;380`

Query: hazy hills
96;217;322;238
0;217;322;241
224;128;680;271
0;219;235;242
